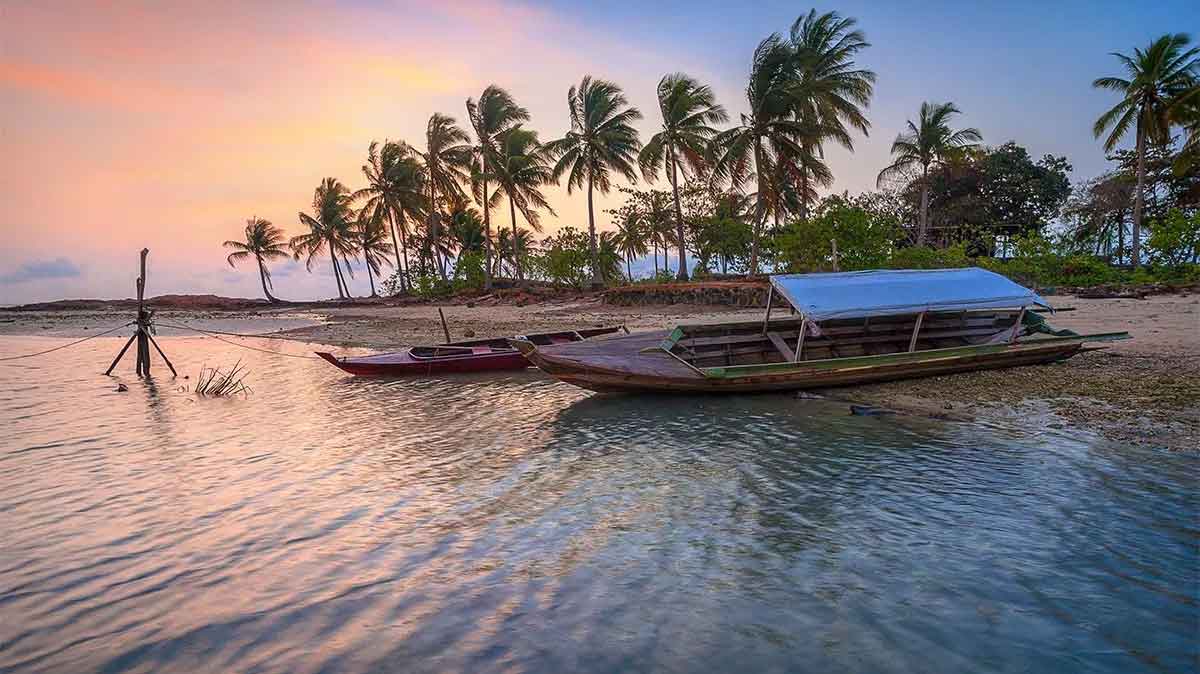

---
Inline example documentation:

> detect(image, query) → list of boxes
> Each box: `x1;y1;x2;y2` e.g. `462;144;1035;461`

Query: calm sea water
0;334;1196;674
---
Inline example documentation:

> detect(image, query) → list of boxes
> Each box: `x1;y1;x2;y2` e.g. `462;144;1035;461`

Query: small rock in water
116;383;128;392
795;391;824;400
849;404;894;416
466;302;476;308
463;329;476;337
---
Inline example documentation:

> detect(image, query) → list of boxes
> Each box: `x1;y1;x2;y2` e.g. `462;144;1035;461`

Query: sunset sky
2;0;1195;304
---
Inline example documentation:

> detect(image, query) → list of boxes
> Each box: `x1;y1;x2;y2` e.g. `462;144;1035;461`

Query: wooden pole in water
136;249;149;377
438;307;452;343
106;248;175;377
105;333;138;375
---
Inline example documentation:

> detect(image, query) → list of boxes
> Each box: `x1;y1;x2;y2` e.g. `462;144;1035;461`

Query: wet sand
3;293;1197;450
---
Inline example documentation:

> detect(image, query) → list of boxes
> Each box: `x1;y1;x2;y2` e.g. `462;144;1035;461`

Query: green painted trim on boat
647;326;684;354
698;331;1130;379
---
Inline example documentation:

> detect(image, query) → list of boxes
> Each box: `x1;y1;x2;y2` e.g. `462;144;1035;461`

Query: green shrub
887;244;971;270
451;252;486;292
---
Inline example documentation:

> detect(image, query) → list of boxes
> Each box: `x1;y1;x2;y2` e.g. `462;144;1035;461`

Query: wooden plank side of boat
316;325;624;376
512;319;1131;393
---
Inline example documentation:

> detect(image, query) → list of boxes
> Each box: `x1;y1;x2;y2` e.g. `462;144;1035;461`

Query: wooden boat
316;326;623;376
512;269;1130;394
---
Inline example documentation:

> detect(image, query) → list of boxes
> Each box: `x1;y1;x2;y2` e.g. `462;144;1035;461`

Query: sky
1;0;1197;304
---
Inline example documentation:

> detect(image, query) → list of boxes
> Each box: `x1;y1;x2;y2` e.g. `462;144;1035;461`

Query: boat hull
316;326;623;377
316;350;531;376
513;331;1100;394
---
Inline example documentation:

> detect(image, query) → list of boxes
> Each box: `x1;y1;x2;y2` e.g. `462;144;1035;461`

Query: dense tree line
223;17;1199;300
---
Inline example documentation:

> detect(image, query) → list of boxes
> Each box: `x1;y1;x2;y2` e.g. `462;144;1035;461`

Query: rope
0;322;135;362
155;321;321;359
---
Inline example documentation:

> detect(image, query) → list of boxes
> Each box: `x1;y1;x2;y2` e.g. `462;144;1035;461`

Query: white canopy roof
768;268;1051;322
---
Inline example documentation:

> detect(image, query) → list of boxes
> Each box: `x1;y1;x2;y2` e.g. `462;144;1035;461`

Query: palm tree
497;226;535;278
597;231;625;284
467;86;530;289
355;140;427;293
223;217;290;303
414;113;472;280
639;73;728;280
710;35;807;274
1094;33;1199;267
449;205;487;254
788;10;876;219
614;212;649;280
876;102;982;246
545;76;643;288
291;177;357;299
355;207;395;297
492;127;556;280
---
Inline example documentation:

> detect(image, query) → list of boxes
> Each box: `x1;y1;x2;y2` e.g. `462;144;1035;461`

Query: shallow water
0;335;1196;674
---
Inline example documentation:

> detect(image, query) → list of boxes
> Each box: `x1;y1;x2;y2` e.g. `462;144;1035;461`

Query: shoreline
2;293;1196;451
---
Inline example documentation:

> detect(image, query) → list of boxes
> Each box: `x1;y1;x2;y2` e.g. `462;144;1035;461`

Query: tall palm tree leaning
355;207;395;297
710;35;803;274
788;9;876;219
223;217;290;303
467;86;530;289
356;140;427;293
1093;33;1198;268
545;76;642;289
492;127;556;281
639;73;728;280
876;102;982;247
414;113;472;281
292;177;358;299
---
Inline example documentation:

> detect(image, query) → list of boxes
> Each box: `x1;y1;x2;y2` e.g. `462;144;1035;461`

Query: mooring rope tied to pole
0;322;135;363
155;321;321;359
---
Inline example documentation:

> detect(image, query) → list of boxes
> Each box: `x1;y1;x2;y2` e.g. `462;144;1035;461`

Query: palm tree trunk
587;173;602;289
482;176;493;290
387;210;406;293
749;140;764;275
652;240;659;276
1131;123;1146;269
918;164;930;247
626;254;631;281
428;168;447;281
668;149;689;281
799;168;810;221
255;255;276;303
397;221;411;294
509;195;522;281
328;246;346;299
366;258;377;297
341;252;355;299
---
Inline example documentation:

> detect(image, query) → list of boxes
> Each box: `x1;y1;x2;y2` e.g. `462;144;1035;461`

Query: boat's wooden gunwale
699;331;1131;379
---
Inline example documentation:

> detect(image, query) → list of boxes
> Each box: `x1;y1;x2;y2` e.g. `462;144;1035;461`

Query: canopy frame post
761;284;774;335
793;318;807;362
1009;306;1027;343
908;312;925;353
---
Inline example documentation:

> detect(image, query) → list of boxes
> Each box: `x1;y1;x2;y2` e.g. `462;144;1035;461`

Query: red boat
315;326;624;376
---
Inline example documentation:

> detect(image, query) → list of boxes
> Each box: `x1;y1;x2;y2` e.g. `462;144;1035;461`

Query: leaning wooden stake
438;307;452;343
106;248;175;378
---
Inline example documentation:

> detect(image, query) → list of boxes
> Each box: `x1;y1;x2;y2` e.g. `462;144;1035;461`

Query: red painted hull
315;327;623;377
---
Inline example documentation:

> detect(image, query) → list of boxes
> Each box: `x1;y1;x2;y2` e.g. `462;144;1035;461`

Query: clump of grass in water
192;360;251;397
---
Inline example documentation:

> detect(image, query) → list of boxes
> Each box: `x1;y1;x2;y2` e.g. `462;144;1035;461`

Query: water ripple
0;335;1196;674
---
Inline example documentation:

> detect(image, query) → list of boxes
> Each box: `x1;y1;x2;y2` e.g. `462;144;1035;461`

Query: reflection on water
0;335;1196;674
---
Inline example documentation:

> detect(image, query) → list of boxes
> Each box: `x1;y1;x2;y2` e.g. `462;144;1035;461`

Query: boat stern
508;338;537;359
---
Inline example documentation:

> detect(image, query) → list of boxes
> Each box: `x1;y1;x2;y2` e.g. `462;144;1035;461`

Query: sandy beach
3;292;1197;450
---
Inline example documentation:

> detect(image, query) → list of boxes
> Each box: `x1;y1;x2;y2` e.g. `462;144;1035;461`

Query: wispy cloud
0;257;82;284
